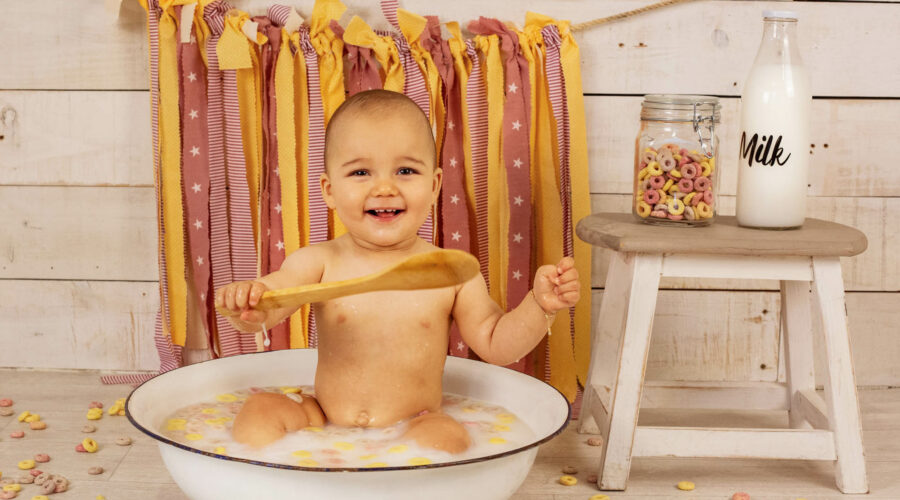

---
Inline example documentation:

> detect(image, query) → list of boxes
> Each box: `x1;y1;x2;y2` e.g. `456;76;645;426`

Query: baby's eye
349;169;369;177
396;167;418;176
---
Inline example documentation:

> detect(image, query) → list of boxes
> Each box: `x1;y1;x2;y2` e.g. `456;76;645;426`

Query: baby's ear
431;167;443;200
320;172;336;209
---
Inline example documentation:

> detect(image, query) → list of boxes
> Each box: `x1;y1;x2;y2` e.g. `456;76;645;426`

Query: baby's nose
371;178;398;196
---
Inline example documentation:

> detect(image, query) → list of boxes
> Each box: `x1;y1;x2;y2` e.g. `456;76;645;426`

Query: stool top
576;213;867;257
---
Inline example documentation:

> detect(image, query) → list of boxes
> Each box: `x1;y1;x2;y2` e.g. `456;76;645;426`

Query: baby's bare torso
313;285;455;427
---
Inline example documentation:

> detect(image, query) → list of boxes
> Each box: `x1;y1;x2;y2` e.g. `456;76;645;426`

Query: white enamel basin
126;349;570;500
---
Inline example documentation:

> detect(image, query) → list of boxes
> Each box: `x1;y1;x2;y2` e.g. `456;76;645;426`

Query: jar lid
642;94;719;109
641;94;720;123
762;10;799;20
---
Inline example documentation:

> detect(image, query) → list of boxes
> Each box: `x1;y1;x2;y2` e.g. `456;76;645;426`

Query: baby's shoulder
280;241;332;277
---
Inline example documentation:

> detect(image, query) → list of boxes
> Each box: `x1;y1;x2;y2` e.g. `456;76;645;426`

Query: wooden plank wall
1;0;898;384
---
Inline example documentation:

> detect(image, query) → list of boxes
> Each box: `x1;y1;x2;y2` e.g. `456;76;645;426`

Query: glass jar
633;95;721;226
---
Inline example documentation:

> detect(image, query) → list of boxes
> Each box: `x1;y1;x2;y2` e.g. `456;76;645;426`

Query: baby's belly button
323;401;412;428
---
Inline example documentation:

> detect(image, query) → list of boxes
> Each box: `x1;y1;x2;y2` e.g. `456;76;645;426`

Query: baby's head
321;90;442;250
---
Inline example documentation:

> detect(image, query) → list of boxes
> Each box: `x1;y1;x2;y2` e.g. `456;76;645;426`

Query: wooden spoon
215;249;480;317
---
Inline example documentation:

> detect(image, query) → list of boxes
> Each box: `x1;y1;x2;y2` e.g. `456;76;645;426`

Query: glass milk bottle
735;11;812;229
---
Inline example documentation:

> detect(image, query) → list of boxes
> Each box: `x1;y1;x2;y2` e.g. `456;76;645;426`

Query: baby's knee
403;413;471;454
232;393;319;447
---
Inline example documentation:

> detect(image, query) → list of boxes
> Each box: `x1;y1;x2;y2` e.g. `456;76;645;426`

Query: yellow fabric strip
217;11;254;69
558;21;593;386
310;0;347;125
158;7;188;347
276;31;305;349
276;31;300;260
479;35;506;309
238;58;263;253
447;23;476;224
218;12;267;253
309;0;348;239
343;16;403;93
526;22;576;402
291;32;311;349
192;1;211;72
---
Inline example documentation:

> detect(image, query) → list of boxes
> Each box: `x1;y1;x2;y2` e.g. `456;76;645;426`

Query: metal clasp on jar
692;102;715;158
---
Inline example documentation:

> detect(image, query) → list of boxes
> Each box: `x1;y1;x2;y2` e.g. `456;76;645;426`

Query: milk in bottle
736;11;811;229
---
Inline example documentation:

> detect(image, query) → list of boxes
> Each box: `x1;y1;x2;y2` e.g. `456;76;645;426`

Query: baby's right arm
214;244;328;333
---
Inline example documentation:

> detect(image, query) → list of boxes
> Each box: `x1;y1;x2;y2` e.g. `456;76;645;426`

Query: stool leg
579;250;638;435
812;257;868;494
781;279;815;429
595;253;661;490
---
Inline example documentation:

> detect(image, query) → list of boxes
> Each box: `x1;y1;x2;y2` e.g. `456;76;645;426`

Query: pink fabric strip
204;1;245;358
465;40;490;290
178;7;213;353
300;26;326;348
469;17;533;375
333;20;382;96
541;25;574;381
259;13;289;350
380;0;433;244
426;17;471;358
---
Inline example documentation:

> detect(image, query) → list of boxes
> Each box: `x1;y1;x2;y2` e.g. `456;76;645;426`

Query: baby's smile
365;208;405;221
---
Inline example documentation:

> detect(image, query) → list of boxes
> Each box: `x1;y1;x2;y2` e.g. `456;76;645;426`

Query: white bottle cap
762;10;799;20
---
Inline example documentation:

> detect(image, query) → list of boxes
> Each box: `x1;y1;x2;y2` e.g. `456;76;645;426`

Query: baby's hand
533;257;580;314
214;281;269;325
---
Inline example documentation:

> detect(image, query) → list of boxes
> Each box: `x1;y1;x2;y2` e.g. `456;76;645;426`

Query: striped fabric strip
102;0;180;385
178;8;213;354
381;0;433;243
541;24;575;384
204;2;245;358
465;40;490;290
268;4;292;24
300;26;326;348
222;27;260;355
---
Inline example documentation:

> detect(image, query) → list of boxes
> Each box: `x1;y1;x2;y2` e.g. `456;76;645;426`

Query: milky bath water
159;386;535;468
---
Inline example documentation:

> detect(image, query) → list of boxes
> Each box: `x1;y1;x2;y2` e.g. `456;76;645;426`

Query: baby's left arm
452;257;580;366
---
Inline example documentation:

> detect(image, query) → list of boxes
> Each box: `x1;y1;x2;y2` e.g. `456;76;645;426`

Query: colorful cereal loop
696;201;712;219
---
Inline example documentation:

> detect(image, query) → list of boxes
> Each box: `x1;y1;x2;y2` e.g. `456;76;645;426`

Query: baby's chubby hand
215;281;269;325
532;257;580;314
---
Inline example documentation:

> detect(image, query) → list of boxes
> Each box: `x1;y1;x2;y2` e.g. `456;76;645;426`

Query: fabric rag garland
119;0;592;403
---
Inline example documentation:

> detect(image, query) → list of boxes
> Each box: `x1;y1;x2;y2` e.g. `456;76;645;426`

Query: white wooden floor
1;369;898;499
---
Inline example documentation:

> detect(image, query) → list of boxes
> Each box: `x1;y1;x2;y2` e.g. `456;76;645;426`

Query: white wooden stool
575;213;869;494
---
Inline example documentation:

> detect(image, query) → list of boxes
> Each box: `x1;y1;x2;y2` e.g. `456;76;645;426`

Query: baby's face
321;108;441;250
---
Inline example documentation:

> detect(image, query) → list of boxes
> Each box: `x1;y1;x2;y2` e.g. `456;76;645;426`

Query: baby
215;90;580;454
